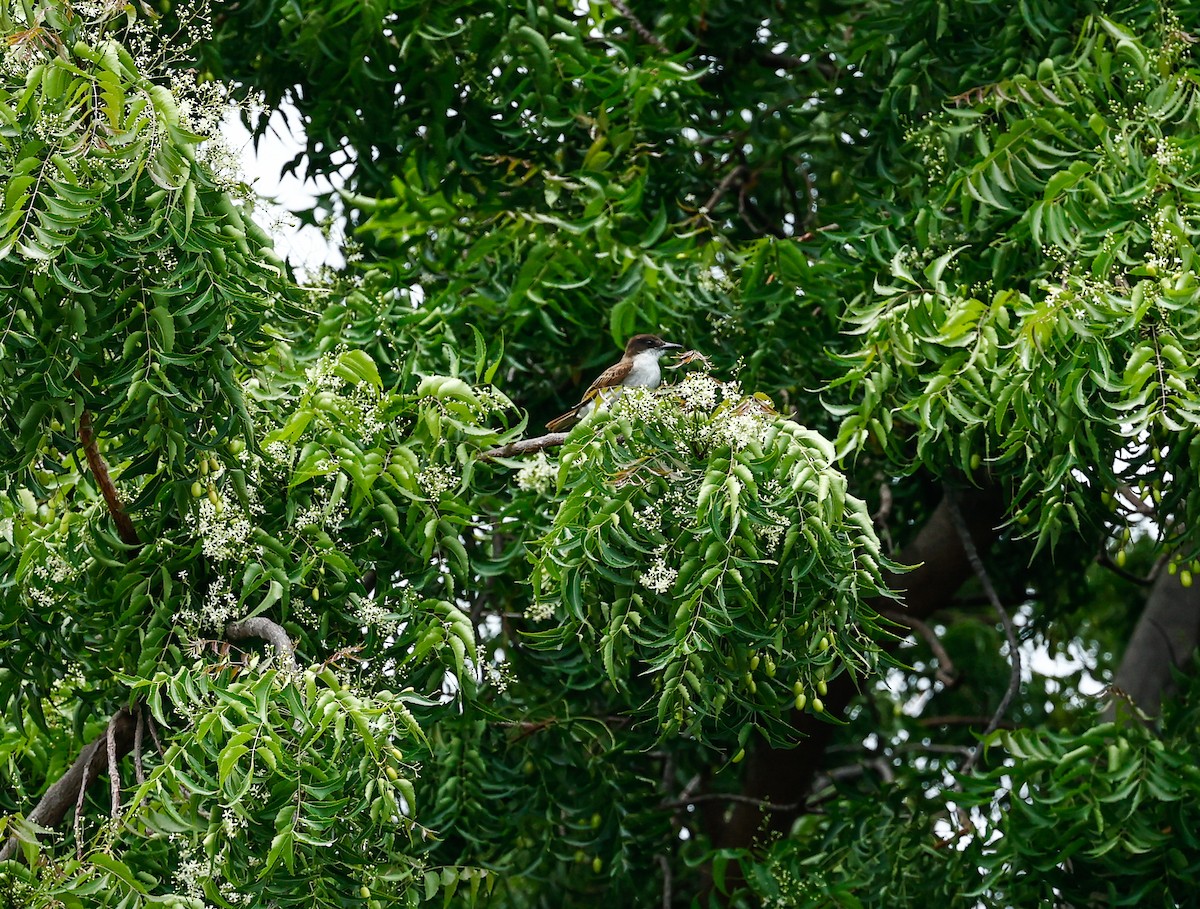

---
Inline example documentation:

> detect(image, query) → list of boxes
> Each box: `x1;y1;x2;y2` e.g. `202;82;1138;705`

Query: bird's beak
663;341;684;351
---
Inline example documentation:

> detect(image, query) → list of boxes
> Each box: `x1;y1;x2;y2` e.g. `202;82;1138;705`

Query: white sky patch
222;106;345;278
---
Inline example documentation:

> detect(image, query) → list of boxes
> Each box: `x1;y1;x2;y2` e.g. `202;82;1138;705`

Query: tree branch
0;707;137;863
1105;569;1200;722
609;0;670;54
79;411;140;548
945;486;1021;777
478;432;568;460
225;616;298;669
881;609;958;687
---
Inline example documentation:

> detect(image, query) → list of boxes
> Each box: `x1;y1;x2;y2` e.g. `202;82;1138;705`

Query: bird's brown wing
580;361;630;402
545;361;630;431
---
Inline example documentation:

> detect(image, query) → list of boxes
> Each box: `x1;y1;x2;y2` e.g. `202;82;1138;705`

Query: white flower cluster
354;594;400;637
639;551;679;594
515;452;556;494
185;490;255;562
610;375;776;454
417;463;458;498
525;600;556;622
27;550;77;610
305;354;346;391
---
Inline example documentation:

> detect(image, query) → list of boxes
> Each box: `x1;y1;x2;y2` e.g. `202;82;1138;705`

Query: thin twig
919;714;1016;730
881;609;958;687
478;432;568;460
661;792;799;812
106;716;120;819
945;486;1020;777
133;705;146;788
147;713;165;758
1116;483;1157;517
657;854;672;909
1095;548;1165;587
609;0;670;53
701;163;748;216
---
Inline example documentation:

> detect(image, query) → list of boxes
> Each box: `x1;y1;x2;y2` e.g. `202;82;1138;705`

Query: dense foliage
3;0;1200;906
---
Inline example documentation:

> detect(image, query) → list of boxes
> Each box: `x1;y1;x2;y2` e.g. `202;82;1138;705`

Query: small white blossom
417;463;457;498
639;554;678;594
515;452;556;494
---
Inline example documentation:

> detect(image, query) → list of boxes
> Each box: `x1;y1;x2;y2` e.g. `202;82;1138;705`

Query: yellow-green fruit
200;458;209;477
819;636;830;652
1182;570;1193;589
792;681;804;696
591;813;602;829
191;481;203;498
817;679;828;697
592;856;603;873
1169;561;1178;575
391;747;404;762
812;697;825;713
969;453;981;471
749;654;760;671
574;850;587;863
732;748;746;763
359;886;371;899
1115;549;1127;568
312;586;321;602
385;766;398;781
794;693;807;711
207;485;218;505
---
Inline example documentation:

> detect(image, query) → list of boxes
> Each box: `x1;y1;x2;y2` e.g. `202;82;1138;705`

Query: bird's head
625;334;683;359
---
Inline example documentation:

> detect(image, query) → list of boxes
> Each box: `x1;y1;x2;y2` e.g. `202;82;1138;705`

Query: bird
546;334;683;432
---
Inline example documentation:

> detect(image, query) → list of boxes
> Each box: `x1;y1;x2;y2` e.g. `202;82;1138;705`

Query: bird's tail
546;409;577;433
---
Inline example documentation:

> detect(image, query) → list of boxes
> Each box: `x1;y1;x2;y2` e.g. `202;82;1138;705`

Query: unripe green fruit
359;886;371;899
812;697;825;713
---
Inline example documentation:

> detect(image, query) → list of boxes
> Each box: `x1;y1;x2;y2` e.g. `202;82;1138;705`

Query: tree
3;0;1200;906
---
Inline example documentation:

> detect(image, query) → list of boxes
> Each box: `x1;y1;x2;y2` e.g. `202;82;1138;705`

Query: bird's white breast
622;351;664;388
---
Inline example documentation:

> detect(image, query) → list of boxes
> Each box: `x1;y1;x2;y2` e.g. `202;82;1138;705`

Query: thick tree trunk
1107;570;1200;721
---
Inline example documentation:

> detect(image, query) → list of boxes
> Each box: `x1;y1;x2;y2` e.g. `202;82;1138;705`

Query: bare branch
133;705;146;788
657;853;672;909
945;486;1021;777
609;0;670;54
881;609;958;687
662;791;799;812
0;707;137;863
919;714;1016;730
225;616;298;669
1095;548;1165;587
478;432;568;461
107;716;120;820
701;163;749;217
79;411;140;548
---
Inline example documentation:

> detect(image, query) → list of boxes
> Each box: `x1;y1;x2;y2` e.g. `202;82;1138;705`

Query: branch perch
478;432;568;461
225;616;299;669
